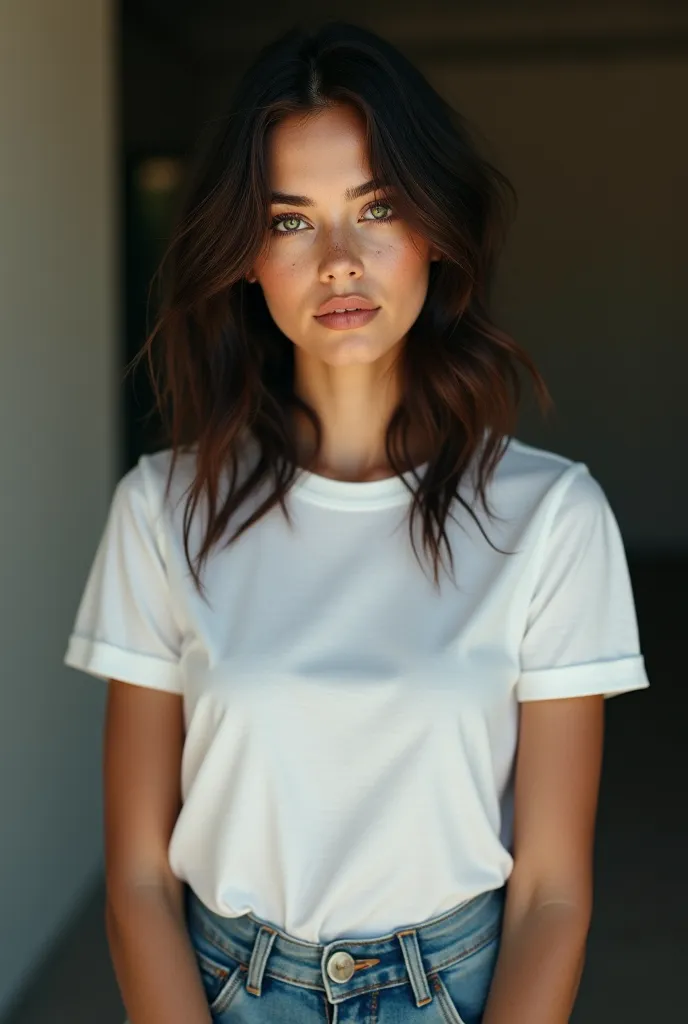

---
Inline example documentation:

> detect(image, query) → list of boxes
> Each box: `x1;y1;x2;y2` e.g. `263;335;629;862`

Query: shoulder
494;436;578;485
106;447;199;549
114;445;195;508
113;432;259;528
493;436;602;505
482;436;612;540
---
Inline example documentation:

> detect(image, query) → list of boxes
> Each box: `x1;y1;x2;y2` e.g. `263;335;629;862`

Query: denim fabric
184;882;505;1023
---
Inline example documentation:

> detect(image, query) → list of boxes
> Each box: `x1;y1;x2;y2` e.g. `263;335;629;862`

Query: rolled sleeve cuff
516;654;649;702
64;634;183;694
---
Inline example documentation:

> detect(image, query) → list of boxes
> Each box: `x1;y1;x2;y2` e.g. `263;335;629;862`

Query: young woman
64;20;650;1024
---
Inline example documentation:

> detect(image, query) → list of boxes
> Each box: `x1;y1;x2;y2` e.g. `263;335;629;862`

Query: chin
323;335;392;364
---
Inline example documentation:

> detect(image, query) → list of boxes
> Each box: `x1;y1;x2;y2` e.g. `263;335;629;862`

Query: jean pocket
428;970;469;1023
190;929;248;1016
429;925;501;1024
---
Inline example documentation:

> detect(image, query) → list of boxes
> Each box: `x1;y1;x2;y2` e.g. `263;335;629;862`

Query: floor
4;558;685;1023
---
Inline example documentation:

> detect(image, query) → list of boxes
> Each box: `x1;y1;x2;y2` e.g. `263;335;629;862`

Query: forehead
266;104;371;190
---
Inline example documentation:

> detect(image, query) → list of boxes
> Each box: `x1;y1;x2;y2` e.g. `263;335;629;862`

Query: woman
64;20;650;1024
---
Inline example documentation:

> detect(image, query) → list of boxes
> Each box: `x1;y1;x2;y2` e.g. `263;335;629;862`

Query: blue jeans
184;882;505;1023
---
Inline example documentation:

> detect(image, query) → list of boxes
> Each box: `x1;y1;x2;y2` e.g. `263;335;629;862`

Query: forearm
482;899;590;1024
106;881;212;1024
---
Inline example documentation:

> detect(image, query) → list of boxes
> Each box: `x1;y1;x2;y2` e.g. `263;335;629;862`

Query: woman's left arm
482;693;605;1024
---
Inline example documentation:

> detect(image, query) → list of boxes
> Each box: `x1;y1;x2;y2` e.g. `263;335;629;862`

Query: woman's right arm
103;678;212;1024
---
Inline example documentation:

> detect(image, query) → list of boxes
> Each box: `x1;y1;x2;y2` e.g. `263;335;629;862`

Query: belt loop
245;925;278;997
396;927;433;1007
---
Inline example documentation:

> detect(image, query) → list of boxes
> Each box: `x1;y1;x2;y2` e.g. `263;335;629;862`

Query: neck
287;343;433;482
290;407;432;483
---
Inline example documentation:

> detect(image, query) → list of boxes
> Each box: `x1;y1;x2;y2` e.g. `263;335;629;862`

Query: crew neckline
289;460;430;510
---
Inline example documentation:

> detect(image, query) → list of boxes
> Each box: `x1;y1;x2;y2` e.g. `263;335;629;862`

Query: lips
315;294;379;317
312;307;380;331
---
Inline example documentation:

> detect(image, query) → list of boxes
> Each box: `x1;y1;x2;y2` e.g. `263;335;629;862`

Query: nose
318;238;364;283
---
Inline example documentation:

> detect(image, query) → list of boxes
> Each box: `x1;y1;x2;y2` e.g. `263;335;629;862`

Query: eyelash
269;200;397;235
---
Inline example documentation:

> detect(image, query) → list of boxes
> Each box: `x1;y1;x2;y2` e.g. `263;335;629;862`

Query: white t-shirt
63;435;649;943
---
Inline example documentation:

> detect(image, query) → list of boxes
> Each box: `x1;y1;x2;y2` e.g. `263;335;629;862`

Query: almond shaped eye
364;202;394;221
273;215;305;232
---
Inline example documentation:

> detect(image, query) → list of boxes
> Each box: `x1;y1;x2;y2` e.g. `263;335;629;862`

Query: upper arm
63;461;185;695
103;677;185;901
505;467;645;920
517;465;648;703
509;694;605;917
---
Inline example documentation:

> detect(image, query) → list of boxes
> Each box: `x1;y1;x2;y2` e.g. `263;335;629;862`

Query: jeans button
326;950;355;983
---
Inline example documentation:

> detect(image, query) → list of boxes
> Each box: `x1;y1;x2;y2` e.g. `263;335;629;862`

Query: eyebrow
269;178;388;207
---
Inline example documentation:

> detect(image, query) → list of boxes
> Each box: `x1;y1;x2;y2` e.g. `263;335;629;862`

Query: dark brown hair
131;19;552;598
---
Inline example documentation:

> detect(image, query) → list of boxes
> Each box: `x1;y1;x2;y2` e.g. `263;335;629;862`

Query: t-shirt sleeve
63;458;184;693
516;463;650;702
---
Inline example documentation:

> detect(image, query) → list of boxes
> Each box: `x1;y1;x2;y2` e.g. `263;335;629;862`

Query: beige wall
0;1;117;1015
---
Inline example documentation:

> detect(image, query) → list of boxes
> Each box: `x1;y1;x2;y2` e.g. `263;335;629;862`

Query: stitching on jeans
430;921;499;973
211;964;247;1016
193;908;499;994
429;971;474;1024
370;986;379;1024
194;930;497;992
196;950;228;979
195;918;249;968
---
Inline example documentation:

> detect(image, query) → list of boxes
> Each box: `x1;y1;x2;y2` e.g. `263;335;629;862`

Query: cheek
255;254;309;317
372;230;429;274
378;240;431;305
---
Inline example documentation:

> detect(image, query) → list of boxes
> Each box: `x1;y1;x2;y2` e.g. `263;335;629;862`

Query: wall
0;1;117;1015
429;56;688;549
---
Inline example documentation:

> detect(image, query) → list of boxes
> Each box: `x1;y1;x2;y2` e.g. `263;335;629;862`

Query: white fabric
64;435;649;942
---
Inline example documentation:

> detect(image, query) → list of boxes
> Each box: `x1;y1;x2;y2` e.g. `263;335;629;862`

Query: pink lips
314;308;380;330
315;293;379;316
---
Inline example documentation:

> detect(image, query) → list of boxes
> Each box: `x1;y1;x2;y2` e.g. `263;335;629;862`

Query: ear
429;246;442;263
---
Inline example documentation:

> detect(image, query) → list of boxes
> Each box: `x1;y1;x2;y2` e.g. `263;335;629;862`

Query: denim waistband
185;884;505;1008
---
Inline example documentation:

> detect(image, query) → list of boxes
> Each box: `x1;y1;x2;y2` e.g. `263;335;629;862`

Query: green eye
269;200;396;236
271;215;305;233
